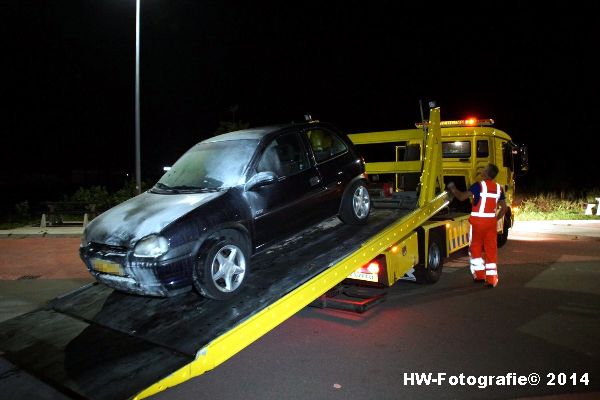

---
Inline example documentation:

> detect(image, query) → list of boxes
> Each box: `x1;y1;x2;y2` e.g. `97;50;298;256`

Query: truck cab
436;119;528;211
348;118;528;246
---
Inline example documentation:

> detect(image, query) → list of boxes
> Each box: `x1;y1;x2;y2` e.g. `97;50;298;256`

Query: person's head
483;163;499;180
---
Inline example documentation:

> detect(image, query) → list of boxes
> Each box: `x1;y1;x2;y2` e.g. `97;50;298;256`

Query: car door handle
309;176;321;186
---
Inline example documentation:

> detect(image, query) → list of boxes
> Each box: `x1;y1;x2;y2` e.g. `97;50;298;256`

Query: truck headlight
134;235;169;258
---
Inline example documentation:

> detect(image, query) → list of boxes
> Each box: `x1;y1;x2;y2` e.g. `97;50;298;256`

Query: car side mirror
245;171;278;191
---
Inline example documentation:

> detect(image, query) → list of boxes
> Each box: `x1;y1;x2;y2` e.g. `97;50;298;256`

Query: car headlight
134;235;169;258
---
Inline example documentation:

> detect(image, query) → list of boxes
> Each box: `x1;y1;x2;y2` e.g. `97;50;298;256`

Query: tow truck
0;107;527;399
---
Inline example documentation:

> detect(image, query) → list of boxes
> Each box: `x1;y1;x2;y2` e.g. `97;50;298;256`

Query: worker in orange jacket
447;163;507;288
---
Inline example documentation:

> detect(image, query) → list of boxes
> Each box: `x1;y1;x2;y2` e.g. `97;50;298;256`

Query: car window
257;132;310;177
157;139;259;189
305;128;348;163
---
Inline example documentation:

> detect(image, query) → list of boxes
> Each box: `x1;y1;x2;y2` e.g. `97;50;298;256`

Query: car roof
201;121;341;143
202;125;290;143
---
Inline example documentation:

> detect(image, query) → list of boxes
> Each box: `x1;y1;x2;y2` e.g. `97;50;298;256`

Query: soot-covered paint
85;191;224;247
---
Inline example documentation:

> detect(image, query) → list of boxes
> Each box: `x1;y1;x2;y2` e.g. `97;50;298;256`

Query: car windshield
155;139;259;191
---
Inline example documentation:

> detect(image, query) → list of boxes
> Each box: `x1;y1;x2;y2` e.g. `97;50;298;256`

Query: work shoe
472;274;485;282
486;276;498;288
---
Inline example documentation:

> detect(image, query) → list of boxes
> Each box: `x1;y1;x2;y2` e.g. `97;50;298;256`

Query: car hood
84;191;225;247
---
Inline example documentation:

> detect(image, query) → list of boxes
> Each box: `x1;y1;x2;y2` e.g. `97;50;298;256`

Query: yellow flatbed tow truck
0;107;525;399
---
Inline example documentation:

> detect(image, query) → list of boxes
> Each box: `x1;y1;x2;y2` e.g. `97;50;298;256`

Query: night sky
2;2;599;211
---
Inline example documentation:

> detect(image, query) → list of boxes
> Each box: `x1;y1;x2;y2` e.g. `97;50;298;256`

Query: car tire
339;180;371;225
193;230;250;300
497;213;511;248
415;231;444;283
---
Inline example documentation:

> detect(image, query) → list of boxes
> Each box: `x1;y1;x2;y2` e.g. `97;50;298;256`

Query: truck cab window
502;141;513;170
476;140;489;158
442;141;471;158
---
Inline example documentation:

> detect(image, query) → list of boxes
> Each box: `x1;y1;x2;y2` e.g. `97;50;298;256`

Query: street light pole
135;0;141;194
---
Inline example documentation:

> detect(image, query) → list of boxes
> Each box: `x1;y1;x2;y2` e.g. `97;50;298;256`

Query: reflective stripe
470;257;484;265
471;211;496;217
482;193;500;199
485;269;498;276
472;181;500;218
479;181;488;213
470;257;485;274
486;263;497;269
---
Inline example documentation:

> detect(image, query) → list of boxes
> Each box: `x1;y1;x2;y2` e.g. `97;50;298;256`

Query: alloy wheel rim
352;186;370;218
211;244;246;292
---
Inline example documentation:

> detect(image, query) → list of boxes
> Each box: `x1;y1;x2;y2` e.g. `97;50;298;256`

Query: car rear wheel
339;180;371;225
193;230;250;300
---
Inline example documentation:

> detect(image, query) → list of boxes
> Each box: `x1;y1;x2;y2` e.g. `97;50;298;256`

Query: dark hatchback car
80;122;371;300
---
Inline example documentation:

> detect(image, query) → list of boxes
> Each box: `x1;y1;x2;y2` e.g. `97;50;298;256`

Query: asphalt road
153;231;600;400
0;224;599;399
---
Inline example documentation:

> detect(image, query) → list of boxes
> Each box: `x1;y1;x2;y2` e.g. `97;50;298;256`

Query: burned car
80;123;371;300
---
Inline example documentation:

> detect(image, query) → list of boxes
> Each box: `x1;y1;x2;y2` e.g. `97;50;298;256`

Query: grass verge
515;192;600;221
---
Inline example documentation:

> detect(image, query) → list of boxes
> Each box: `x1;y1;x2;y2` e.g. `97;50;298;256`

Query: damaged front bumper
80;242;195;297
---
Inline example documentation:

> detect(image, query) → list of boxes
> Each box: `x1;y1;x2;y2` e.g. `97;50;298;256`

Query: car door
247;130;325;249
301;126;354;217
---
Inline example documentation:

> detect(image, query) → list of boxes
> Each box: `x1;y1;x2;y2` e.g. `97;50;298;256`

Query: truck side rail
365;160;422;174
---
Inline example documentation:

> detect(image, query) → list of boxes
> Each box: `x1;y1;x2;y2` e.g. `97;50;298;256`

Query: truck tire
415;231;444;283
339;180;371;225
193;230;250;300
497;213;511;248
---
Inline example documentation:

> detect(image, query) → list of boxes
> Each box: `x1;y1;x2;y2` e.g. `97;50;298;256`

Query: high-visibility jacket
470;180;501;219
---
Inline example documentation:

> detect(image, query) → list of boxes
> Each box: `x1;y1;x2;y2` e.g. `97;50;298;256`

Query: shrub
112;180;150;206
516;190;600;220
68;186;112;211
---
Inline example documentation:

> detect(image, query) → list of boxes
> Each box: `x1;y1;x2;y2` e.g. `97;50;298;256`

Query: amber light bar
416;118;494;128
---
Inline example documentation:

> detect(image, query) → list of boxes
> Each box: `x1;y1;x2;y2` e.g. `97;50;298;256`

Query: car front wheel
193;230;250;300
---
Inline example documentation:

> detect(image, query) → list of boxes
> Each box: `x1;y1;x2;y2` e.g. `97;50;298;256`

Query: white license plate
348;271;379;283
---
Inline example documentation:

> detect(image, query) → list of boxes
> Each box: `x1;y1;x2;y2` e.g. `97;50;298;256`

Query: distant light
163;166;171;171
391;245;399;253
446;223;451;228
465;118;476;125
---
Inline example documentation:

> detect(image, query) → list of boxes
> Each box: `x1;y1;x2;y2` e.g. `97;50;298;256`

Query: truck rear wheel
497;213;511;248
415;231;444;283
